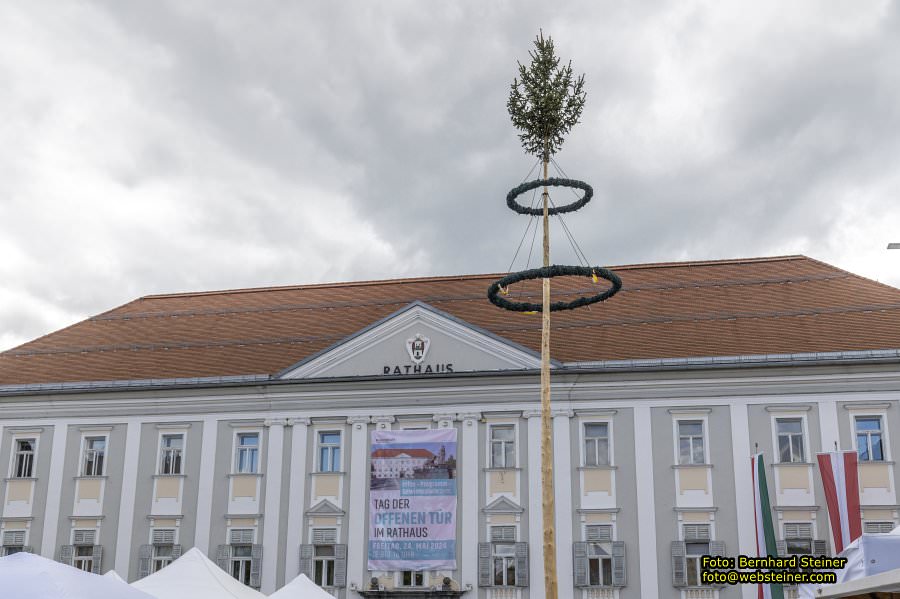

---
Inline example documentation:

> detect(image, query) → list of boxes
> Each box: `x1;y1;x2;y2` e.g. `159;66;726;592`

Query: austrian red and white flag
816;451;862;553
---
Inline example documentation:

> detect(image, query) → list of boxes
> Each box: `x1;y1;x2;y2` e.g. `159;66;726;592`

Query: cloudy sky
1;0;899;351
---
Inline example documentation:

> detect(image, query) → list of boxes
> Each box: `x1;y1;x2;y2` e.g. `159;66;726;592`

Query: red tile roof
2;255;900;385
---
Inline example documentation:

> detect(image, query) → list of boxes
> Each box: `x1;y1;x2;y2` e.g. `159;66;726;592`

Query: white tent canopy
268;573;336;599
103;570;126;583
0;551;154;599
800;528;900;598
132;547;266;599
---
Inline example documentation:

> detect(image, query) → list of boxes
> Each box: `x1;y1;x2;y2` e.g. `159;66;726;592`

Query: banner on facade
368;428;457;571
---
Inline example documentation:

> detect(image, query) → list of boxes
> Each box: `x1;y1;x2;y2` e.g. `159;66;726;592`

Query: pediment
305;499;345;516
482;496;524;514
279;301;544;379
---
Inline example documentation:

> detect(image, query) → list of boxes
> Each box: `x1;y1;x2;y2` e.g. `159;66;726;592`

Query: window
856;416;885;462
82;437;106;476
684;525;710;587
12;439;35;478
401;571;425;587
2;530;26;556
492;542;517;586
300;530;347;588
159;434;183;475
318;432;341;472
585;525;613;586
479;535;527;588
151;529;176;572
235;433;259;473
490;425;515;469
72;529;98;572
584;423;609;467
777;419;805;463
229;529;254;586
677;421;705;465
782;523;812;555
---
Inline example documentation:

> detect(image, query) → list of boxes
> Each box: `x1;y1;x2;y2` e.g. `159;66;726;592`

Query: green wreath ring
487;265;621;312
506;177;593;215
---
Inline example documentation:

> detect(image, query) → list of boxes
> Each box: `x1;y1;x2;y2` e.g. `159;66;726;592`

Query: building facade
1;256;899;599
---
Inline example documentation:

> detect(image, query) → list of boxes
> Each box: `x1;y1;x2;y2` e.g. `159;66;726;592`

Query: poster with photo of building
368;428;458;571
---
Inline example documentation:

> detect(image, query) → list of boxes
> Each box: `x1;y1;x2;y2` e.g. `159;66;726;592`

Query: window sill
310;471;346;475
226;472;264;478
3;477;37;482
858;460;895;465
577;465;617;471
152;474;187;479
483;467;521;472
671;464;712;469
773;462;815;467
73;475;108;480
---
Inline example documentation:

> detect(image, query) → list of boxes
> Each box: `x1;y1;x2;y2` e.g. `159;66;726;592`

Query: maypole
488;32;622;599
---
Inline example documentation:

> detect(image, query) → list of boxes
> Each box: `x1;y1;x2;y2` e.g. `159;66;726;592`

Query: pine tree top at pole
488;32;622;599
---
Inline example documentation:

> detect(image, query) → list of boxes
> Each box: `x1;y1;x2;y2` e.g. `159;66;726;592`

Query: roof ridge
138;255;810;300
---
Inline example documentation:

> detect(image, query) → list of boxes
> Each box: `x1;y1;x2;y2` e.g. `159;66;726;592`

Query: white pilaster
345;415;371;591
819;399;841;451
459;412;481;590
524;409;545;599
194;416;218;553
114;419;142;578
730;403;757;599
633;405;658;597
261;419;287;593
284;417;311;580
41;421;68;558
552;409;575;593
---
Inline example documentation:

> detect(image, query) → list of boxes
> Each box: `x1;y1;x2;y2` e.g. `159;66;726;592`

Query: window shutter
813;539;828;556
152;529;176;545
171;545;183;560
864;521;896;534
59;545;75;565
333;544;348;587
682;524;710;541
491;526;516;542
775;540;787;557
585;525;612;542
249;545;263;588
709;540;725;557
784;523;813;539
671;541;686;587
514;542;529;587
3;531;25;546
215;544;232;571
573;542;589;587
138;545;153;579
478;543;492;587
312;528;337;544
73;530;96;545
91;545;103;574
611;541;626;587
299;545;314;577
230;529;254;545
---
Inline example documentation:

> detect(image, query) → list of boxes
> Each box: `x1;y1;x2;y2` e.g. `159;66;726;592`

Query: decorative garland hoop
488;265;621;312
507;177;593;215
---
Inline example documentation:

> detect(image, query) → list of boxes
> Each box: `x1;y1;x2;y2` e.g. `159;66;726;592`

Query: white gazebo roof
268;573;336;599
0;552;154;599
132;547;266;599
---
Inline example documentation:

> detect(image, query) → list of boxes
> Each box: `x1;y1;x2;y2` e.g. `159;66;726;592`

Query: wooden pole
540;143;558;599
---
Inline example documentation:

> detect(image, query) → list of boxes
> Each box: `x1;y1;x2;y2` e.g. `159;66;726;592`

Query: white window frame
781;522;814;555
681;523;713;588
488;423;517;469
1;529;27;556
581;420;612;467
673;416;709;466
232;431;261;474
772;414;809;464
156;432;186;476
9;435;37;479
228;528;255;586
317;430;342;473
584;523;616;587
398;570;426;587
80;434;108;477
150;528;178;572
71;528;97;572
852;412;890;462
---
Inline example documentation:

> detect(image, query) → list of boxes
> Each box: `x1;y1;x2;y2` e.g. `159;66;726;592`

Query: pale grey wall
612;408;641;599
651;407;677;598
